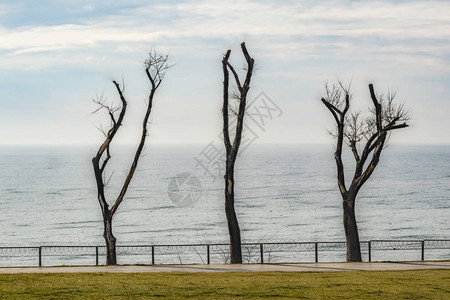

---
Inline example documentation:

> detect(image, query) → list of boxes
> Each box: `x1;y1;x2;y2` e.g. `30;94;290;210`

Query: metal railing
0;239;448;267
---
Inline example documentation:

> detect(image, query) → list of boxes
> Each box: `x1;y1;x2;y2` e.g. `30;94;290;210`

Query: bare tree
92;51;169;265
321;82;409;262
222;42;255;264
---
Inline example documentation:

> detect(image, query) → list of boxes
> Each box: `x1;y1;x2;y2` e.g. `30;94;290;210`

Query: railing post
95;246;99;266
368;241;371;262
315;242;318;263
152;246;155;265
421;241;425;261
38;246;42;267
260;244;264;264
207;245;210;265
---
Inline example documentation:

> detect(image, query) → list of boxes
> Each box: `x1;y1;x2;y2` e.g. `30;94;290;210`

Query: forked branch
92;50;170;219
322;82;410;196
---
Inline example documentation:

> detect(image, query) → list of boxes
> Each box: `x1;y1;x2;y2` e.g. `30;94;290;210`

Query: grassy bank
0;269;448;299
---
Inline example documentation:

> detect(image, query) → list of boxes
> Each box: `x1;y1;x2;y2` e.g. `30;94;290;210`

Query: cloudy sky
1;0;449;145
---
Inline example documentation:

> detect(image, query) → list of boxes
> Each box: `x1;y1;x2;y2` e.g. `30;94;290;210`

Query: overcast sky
1;0;449;145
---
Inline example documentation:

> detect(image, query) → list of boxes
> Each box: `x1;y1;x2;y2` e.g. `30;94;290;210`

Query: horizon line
0;142;449;147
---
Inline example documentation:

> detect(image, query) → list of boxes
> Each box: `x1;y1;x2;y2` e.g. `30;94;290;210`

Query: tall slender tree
321;82;409;262
92;51;169;265
222;42;255;264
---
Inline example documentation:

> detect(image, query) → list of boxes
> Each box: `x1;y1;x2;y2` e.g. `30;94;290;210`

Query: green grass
0;270;449;299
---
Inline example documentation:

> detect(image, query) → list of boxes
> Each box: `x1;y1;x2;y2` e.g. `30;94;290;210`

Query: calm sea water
0;144;449;247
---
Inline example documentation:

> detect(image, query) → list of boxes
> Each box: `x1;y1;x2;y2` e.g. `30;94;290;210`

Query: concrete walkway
0;261;449;274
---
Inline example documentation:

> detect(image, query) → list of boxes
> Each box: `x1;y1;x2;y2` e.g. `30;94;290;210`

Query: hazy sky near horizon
1;0;449;145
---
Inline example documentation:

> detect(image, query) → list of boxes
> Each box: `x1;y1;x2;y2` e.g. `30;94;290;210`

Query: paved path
0;261;449;274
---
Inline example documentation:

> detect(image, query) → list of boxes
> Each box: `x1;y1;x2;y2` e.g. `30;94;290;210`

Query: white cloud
0;0;449;144
1;1;449;56
0;24;162;53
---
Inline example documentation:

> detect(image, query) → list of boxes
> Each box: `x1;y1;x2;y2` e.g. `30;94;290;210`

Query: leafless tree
321;82;409;262
92;50;169;265
222;42;255;264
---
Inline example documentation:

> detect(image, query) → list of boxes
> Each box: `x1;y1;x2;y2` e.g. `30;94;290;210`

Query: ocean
1;143;448;249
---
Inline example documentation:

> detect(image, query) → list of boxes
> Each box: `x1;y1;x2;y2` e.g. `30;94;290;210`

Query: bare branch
369;84;382;132
104;170;115;187
94;123;108;137
111;50;170;217
349;141;360;163
145;49;171;89
386;123;409;131
222;49;232;154
323;81;410;199
100;145;111;173
230;42;254;160
229;102;239;117
321;98;341;125
227;62;242;92
323;82;346;113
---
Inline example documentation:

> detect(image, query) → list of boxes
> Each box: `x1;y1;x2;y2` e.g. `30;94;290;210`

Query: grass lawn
0;269;448;299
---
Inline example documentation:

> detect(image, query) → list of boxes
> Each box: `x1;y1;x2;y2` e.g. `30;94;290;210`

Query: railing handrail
1;239;449;267
1;239;449;249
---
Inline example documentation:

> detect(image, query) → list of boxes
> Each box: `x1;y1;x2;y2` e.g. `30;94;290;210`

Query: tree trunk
224;171;242;264
103;212;117;265
342;195;362;262
221;43;253;264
